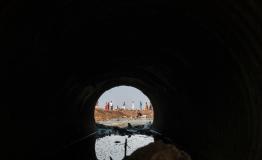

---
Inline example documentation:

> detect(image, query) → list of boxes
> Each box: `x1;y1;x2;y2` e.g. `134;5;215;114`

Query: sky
97;85;151;109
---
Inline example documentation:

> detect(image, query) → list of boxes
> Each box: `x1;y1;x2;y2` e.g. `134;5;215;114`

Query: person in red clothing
104;102;107;111
104;102;109;111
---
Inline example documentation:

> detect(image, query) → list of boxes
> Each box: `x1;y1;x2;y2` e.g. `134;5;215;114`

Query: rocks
95;123;159;138
96;123;191;160
124;141;191;160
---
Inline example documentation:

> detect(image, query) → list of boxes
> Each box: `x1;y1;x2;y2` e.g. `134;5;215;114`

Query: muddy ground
95;108;154;121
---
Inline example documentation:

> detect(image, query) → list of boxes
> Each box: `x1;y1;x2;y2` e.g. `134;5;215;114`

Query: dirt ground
95;108;154;121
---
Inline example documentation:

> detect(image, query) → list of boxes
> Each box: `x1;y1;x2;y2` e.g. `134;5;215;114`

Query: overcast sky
97;85;151;109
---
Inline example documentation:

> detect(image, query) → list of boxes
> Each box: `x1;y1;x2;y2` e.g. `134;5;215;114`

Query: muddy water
95;134;154;160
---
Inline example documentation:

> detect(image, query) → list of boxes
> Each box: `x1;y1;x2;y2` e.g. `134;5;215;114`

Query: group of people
103;100;153;111
104;101;114;111
144;102;153;110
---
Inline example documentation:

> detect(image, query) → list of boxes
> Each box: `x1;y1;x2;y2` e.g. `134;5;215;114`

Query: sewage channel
95;134;154;160
94;121;158;160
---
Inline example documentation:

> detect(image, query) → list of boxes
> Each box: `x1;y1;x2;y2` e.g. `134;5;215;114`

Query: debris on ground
124;140;192;160
95;122;161;138
95;108;153;121
95;123;191;160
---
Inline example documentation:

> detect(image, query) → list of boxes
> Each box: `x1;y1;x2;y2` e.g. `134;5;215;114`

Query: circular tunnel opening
93;85;156;160
94;85;154;128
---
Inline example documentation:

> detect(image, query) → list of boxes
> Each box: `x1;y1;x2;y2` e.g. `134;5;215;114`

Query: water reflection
95;134;154;160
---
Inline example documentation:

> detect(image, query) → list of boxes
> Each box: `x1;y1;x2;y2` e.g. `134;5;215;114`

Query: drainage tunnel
6;1;262;160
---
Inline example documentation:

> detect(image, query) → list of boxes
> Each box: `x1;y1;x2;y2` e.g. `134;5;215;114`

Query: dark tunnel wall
6;0;262;160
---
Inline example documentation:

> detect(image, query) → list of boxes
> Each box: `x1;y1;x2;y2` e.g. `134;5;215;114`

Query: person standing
105;102;109;111
122;101;126;110
132;101;135;110
104;102;107;111
149;103;153;110
109;101;113;111
139;101;142;110
145;102;148;110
